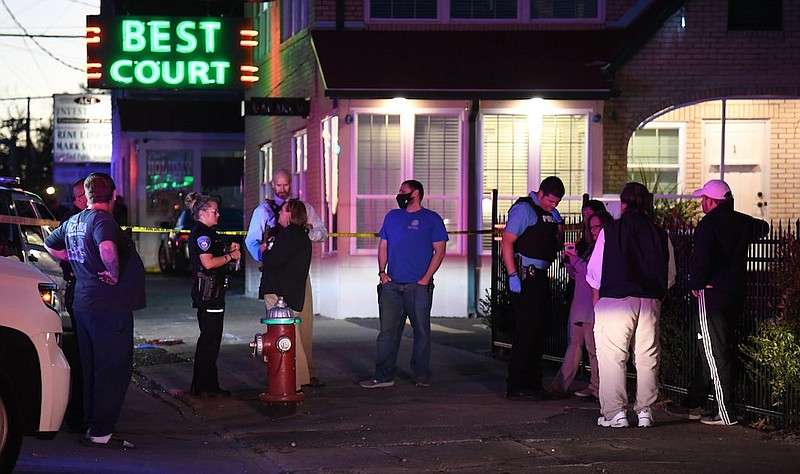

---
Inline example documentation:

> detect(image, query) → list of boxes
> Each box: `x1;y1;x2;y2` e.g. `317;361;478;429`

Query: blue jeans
374;281;433;382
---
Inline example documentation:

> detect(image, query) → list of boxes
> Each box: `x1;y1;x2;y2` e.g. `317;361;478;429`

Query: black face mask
396;192;413;209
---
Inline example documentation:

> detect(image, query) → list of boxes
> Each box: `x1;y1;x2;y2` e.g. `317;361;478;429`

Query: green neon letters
87;16;246;89
109;59;231;85
121;20;222;54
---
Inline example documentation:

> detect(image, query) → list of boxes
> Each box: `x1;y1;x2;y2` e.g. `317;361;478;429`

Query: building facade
243;0;799;318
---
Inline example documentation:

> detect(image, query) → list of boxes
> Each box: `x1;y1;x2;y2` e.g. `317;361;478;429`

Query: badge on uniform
197;236;211;251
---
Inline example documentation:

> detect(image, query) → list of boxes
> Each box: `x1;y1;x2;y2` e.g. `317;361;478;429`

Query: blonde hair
185;193;217;220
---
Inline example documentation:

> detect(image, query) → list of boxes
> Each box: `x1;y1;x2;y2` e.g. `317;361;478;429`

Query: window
252;2;272;60
291;130;308;200
370;0;604;21
728;0;782;31
281;0;308;41
370;0;437;19
14;200;44;246
530;0;598;19
540;115;587;199
451;0;517;19
259;142;273;202
355;114;402;250
321;116;340;254
480;112;589;250
0;194;22;259
627;125;682;195
354;111;462;252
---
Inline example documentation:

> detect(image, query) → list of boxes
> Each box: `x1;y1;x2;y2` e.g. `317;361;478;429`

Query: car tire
0;372;23;473
158;244;173;274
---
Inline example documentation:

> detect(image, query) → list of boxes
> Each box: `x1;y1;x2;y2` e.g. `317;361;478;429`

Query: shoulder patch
197;235;211;252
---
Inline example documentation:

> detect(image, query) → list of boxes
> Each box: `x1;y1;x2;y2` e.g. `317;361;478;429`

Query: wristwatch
378;270;386;276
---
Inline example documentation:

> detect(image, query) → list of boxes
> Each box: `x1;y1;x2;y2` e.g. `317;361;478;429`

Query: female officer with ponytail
186;193;241;398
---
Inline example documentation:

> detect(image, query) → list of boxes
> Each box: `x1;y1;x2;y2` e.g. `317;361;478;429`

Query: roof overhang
311;29;630;100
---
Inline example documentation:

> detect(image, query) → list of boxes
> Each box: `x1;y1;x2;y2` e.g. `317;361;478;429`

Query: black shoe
665;403;703;420
505;388;550;401
192;388;231;398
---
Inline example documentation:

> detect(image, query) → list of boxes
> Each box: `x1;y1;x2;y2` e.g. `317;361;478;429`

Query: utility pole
26;97;32;179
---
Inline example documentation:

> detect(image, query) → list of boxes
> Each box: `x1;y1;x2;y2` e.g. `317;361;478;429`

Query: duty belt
519;264;544;280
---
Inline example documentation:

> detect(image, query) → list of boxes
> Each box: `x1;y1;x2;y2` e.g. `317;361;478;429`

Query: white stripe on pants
697;289;734;424
594;296;661;419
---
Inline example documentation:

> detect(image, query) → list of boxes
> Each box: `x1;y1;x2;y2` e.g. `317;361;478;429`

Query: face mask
396;192;413;209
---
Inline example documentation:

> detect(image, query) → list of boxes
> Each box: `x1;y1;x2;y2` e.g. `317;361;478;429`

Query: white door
702;120;769;219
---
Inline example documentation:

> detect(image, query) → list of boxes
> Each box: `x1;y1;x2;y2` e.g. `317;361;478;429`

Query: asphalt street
14;273;800;473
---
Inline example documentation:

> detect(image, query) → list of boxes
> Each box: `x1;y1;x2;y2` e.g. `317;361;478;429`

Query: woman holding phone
550;210;613;401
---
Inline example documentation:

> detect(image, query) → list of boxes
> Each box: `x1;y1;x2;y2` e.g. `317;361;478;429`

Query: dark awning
118;98;243;133
311;29;632;100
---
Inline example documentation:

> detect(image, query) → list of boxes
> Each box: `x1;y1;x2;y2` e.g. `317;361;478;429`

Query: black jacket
259;224;312;312
689;201;769;295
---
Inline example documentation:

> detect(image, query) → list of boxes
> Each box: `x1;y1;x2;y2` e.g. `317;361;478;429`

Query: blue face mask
396;192;413;209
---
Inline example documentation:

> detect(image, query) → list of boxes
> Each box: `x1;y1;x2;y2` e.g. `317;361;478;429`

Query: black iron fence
489;197;800;428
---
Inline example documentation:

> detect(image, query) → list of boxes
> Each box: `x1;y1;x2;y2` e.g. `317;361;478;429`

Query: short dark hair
72;178;86;200
403;179;425;201
539;176;565;199
583;199;605;214
85;173;115;204
620;182;653;215
284;199;308;227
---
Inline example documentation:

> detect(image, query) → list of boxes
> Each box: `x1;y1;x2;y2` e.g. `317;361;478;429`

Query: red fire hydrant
251;297;304;406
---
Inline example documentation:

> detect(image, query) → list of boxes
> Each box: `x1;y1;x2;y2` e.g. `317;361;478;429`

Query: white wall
312;254;493;319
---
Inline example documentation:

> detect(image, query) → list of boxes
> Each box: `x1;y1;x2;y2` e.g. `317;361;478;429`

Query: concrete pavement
16;274;800;473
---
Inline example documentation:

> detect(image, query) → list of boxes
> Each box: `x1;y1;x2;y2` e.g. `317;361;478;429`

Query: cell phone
565;242;576;251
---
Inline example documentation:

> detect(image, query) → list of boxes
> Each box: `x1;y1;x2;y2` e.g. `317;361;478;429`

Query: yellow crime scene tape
124;227;501;238
3;214;583;240
0;216;504;238
4;215;594;239
0;214;61;227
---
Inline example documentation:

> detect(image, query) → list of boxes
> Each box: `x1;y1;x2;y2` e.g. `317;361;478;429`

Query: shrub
741;235;800;405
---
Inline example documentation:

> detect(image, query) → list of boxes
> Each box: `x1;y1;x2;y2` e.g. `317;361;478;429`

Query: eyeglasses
202;208;220;215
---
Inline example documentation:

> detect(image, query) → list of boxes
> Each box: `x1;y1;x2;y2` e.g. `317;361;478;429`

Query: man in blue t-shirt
360;180;448;389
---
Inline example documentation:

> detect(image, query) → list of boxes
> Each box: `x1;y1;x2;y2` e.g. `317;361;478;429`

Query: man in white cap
666;179;769;426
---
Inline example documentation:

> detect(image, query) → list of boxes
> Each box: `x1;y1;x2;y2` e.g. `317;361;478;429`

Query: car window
175;210;195;230
0;193;23;259
33;201;57;237
14;199;45;246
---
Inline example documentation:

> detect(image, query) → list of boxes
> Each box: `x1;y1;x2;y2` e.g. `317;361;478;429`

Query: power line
0;96;54;101
0;33;85;38
1;0;84;72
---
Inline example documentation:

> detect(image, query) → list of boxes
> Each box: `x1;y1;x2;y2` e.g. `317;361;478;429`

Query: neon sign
86;16;258;89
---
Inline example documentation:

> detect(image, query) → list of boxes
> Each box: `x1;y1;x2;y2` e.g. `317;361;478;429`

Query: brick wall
604;0;800;212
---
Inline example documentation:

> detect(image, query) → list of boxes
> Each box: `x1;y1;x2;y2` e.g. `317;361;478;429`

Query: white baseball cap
692;179;732;200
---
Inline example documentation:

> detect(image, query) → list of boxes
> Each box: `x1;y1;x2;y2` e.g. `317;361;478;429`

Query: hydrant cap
267;296;296;320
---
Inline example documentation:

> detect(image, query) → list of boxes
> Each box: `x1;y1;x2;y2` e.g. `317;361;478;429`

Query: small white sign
53;93;112;163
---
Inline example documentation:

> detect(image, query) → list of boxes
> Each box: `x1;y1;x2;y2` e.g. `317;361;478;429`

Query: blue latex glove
508;274;522;293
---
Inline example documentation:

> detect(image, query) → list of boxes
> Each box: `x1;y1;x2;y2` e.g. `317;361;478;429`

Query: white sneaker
637;407;654;428
597;410;629;428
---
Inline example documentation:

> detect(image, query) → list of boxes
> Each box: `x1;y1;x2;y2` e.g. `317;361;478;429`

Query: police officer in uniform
186;193;241;398
502;176;565;401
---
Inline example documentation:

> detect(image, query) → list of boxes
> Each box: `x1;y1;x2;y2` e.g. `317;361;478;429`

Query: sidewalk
131;275;799;473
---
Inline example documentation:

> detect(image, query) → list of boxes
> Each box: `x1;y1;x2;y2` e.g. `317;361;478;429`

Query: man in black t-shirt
45;173;145;449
